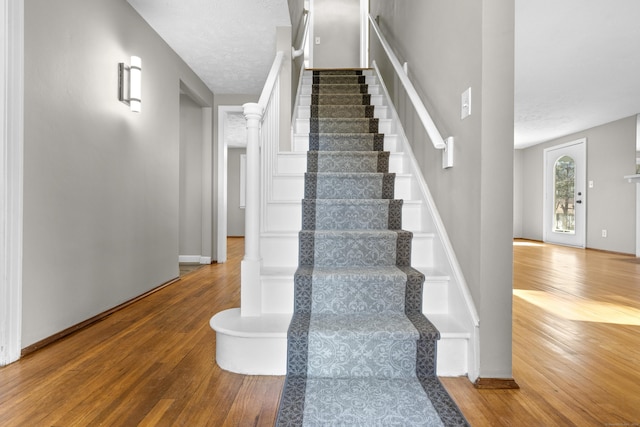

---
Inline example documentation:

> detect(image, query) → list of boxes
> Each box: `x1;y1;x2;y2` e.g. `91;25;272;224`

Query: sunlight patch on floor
513;241;544;247
513;289;640;326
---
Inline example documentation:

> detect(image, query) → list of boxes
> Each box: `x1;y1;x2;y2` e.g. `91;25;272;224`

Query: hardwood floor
1;238;639;426
443;240;640;426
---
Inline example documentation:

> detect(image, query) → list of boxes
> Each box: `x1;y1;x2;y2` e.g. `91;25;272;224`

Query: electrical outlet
315;37;321;45
602;229;607;238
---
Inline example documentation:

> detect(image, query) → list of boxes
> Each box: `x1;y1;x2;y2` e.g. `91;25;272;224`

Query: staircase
210;67;478;380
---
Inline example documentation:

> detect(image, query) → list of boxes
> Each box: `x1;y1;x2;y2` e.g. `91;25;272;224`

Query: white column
241;102;263;316
0;0;24;366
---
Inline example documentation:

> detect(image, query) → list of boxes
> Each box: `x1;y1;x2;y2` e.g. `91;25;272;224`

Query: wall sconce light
118;56;142;112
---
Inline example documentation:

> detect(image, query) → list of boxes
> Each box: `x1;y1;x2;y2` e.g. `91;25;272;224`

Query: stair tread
212;310;466;339
290;377;452;426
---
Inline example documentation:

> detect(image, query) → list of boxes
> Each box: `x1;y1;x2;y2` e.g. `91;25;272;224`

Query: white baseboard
179;255;211;264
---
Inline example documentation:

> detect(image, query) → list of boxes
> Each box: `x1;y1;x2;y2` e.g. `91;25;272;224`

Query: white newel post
241;102;263;316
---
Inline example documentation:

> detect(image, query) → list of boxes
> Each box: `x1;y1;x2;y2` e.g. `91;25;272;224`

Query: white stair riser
297;105;389;120
264;200;425;233
300;85;381;96
403;203;426;231
303;70;375;77
298;94;385;106
262;276;294;313
422;280;449;314
411;234;434;268
216;331;467;376
261;234;299;268
277;154;306;173
436;338;469;377
260;232;434;269
276;152;407;175
270;174;416;202
302;76;378;86
293;134;400;152
260;276;451;316
295;118;393;134
215;333;287;375
265;203;302;232
271;176;304;201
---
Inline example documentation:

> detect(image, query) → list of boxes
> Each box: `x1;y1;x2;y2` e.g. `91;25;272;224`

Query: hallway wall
22;0;213;347
369;0;515;378
312;0;360;68
517;115;636;253
227;148;246;236
179;94;205;259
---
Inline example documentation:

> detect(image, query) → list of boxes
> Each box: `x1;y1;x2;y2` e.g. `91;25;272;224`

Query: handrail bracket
443;136;454;169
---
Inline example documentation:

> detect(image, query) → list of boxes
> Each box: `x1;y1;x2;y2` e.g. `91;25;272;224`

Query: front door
543;139;587;247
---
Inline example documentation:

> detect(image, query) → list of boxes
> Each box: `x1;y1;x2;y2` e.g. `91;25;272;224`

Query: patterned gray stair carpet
276;70;469;427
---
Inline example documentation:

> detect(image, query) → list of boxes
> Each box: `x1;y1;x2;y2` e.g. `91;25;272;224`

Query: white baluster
241;102;263;317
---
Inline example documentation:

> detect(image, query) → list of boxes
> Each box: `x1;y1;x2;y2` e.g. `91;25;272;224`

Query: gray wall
179;94;204;257
227;148;247;236
513;149;524;238
312;0;360;68
23;0;213;347
517;115;637;254
369;0;515;379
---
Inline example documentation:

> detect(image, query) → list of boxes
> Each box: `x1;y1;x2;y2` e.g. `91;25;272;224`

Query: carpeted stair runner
276;69;469;426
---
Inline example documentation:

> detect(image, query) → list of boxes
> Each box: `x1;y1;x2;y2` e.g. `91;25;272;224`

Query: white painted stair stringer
370;63;480;380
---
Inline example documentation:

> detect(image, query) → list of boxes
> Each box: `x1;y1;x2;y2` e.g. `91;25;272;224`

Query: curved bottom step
210;308;291;375
210;308;469;377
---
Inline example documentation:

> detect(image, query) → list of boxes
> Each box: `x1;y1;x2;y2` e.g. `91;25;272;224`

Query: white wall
179;94;204;258
227;148;247;236
518;115;637;254
513;149;524;237
312;0;360;68
369;0;515;379
22;0;213;347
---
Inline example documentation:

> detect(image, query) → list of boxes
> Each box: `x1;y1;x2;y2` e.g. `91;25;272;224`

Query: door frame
543;138;587;248
216;105;245;263
178;83;213;265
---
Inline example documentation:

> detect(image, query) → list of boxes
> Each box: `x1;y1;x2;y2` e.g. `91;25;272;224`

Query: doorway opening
543;138;587;247
178;81;213;267
216;106;246;263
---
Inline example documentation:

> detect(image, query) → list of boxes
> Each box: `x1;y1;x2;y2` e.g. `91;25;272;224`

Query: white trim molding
1;0;24;366
216;105;245;264
178;255;212;264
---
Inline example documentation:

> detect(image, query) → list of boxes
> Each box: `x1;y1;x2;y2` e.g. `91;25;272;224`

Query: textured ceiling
515;0;640;148
127;0;291;94
128;1;640;148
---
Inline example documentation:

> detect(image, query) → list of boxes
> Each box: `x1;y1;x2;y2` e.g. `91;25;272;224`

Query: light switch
461;87;471;119
315;37;321;45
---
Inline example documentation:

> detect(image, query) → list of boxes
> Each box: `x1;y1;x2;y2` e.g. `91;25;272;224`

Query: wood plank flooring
1;238;640;426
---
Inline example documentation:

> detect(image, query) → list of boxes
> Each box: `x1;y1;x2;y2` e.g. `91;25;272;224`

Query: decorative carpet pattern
276;69;469;426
